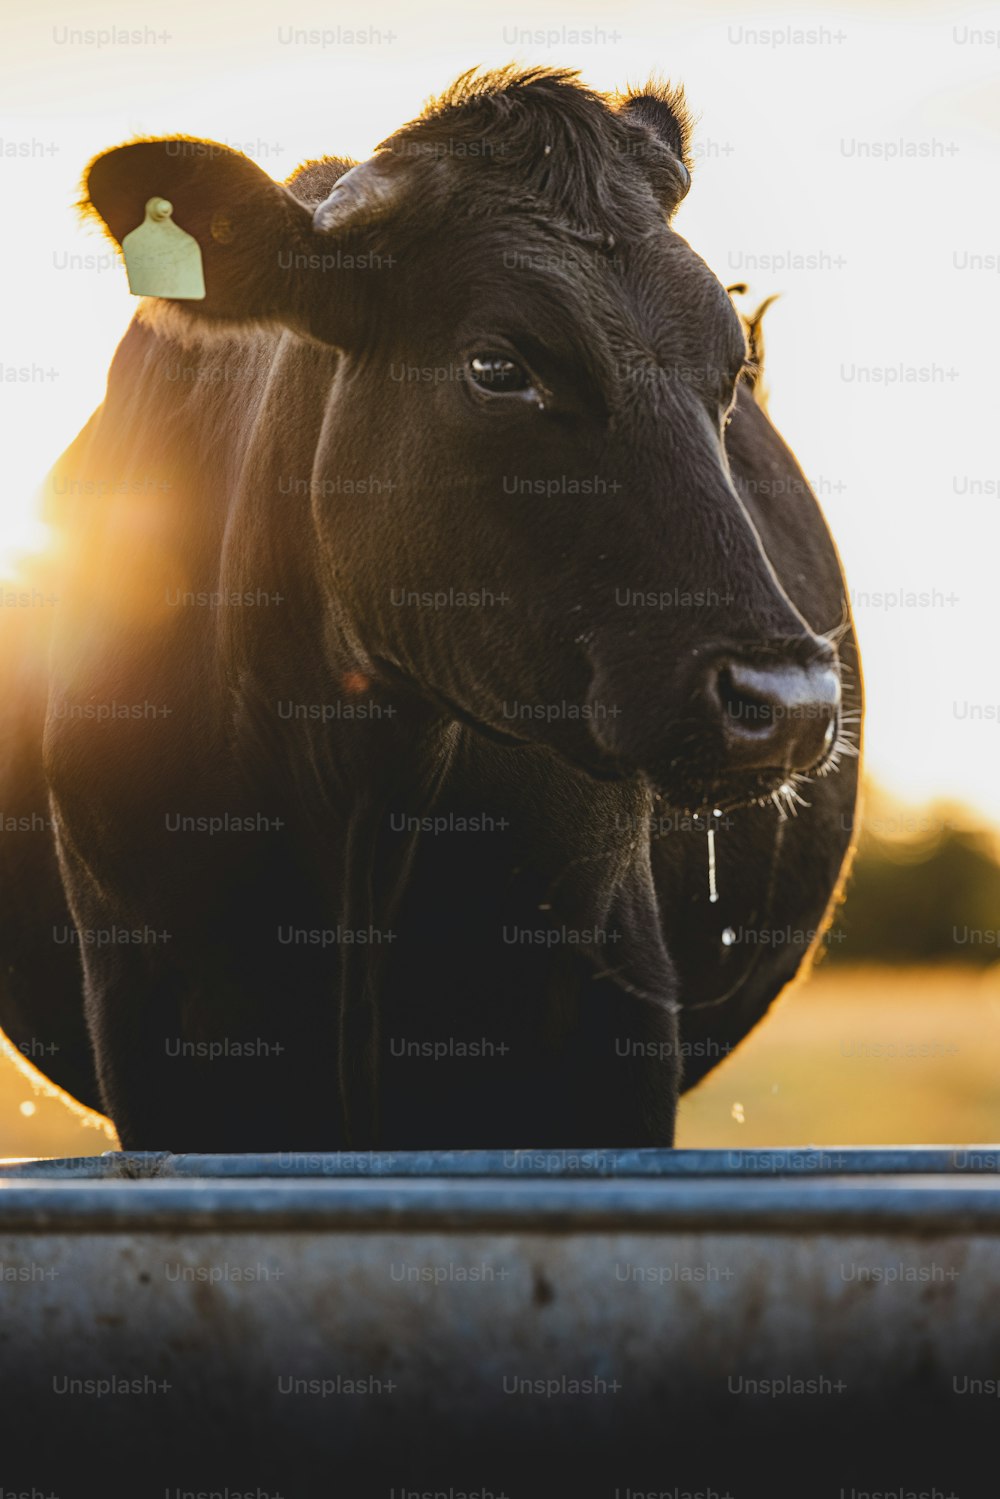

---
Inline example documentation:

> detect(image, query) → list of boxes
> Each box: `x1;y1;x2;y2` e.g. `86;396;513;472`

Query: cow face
84;70;841;814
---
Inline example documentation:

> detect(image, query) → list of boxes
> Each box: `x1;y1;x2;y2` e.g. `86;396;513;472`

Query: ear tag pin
121;197;205;300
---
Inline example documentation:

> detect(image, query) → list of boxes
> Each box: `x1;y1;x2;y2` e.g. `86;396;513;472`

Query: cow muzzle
583;637;842;808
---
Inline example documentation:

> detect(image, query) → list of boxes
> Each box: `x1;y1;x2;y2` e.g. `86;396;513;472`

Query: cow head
83;67;842;814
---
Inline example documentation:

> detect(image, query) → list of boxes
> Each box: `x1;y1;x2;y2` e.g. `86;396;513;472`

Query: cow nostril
716;666;781;739
706;656;840;774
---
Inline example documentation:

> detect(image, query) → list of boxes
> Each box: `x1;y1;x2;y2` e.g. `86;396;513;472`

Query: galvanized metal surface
1;1149;998;1491
5;1144;1000;1177
3;1148;1000;1233
6;1173;1000;1233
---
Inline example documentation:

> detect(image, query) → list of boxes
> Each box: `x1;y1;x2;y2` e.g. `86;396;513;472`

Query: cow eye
469;354;532;395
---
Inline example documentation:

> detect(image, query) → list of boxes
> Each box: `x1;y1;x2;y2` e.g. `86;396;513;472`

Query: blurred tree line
829;787;1000;963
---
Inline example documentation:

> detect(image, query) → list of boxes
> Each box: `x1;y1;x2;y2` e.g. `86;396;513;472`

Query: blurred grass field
678;963;1000;1146
3;964;1000;1157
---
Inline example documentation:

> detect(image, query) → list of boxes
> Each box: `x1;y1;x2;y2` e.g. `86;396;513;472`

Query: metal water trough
2;1146;999;1492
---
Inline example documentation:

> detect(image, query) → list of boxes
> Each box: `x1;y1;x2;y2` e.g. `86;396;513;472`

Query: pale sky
2;0;998;819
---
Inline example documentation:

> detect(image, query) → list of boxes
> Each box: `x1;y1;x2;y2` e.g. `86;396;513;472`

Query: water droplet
721;927;735;947
707;820;720;903
19;1100;36;1118
731;1101;745;1124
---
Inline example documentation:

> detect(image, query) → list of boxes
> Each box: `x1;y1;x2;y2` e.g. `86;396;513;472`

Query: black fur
0;68;859;1149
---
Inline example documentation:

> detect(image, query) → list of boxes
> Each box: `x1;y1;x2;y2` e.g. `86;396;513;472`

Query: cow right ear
615;84;693;215
83;138;386;347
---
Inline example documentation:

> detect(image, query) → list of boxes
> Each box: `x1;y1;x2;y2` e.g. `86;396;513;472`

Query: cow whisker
821;614;853;648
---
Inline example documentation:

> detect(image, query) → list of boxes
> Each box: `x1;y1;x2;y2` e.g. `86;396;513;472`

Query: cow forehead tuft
377;66;678;241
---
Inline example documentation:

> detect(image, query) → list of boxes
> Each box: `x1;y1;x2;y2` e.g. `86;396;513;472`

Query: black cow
0;68;859;1150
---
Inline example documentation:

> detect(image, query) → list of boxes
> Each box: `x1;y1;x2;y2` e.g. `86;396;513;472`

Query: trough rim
0;1148;999;1234
4;1145;1000;1179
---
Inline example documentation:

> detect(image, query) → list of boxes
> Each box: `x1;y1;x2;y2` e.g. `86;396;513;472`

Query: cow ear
616;84;693;214
82;138;380;346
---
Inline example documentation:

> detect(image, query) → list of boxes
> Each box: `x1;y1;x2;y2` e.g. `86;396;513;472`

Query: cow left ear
82;138;381;346
615;83;693;214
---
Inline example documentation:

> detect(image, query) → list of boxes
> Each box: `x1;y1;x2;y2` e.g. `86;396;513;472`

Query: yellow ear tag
121;196;206;300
